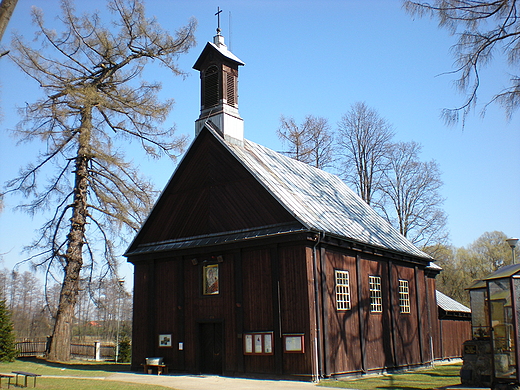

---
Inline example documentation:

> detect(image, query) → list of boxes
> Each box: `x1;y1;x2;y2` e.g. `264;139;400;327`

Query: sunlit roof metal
225;135;431;261
436;290;471;313
483;263;520;281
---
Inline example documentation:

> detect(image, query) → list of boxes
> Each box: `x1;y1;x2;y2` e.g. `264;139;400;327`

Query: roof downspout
312;232;324;382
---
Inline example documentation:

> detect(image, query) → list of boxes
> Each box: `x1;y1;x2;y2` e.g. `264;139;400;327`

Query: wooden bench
0;374;14;389
142;364;168;375
11;371;41;388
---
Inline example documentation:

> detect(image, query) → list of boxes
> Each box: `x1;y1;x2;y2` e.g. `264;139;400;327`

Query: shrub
117;335;131;363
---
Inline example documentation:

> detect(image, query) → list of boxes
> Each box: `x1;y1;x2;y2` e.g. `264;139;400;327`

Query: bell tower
193;12;245;144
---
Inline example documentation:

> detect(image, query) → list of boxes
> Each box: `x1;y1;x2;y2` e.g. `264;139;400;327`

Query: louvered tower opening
203;65;220;108
226;72;236;106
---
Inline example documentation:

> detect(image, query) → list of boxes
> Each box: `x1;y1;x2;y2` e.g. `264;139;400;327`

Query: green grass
15;378;172;390
0;358;172;389
0;357;131;377
318;362;462;389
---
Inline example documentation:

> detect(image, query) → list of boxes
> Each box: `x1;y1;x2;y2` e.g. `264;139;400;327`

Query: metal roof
436;290;471;313
483;263;520;281
193;39;245;71
224;135;431;261
127;223;305;255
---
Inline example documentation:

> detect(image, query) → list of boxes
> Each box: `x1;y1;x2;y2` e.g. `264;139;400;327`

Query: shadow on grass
17;357;132;373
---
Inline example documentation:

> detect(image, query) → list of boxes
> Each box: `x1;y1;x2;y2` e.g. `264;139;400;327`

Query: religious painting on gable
203;264;219;295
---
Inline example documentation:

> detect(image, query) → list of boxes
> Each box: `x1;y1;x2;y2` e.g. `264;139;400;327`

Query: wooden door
199;322;223;374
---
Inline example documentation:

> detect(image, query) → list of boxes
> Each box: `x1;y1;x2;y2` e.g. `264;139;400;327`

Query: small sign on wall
283;333;304;353
158;334;172;348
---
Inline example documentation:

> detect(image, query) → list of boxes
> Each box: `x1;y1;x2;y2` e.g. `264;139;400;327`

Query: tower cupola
193;16;245;144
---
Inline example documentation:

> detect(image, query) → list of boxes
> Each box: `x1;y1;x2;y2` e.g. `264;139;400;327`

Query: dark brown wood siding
153;258;184;368
279;245;314;376
439;318;471;359
131;261;152;370
182;253;237;373
428;278;442;360
130;129;296;248
391;264;421;366
322;249;362;374
242;247;276;374
361;257;393;371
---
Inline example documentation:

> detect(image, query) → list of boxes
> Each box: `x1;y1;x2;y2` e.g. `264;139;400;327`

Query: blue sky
1;0;519;285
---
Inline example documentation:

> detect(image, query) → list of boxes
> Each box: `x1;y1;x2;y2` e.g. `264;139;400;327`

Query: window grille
335;270;351;310
369;275;382;313
399;279;411;313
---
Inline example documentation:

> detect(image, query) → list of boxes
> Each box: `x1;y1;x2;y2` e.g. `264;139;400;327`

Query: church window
335;270;351;310
369;275;382;313
399;279;411;313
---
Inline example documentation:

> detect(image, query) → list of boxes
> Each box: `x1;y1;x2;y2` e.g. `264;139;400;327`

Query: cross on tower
215;7;222;34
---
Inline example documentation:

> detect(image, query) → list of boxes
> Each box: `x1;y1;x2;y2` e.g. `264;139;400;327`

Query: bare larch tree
404;0;520;123
379;141;448;248
336;102;394;206
3;0;196;361
277;115;334;169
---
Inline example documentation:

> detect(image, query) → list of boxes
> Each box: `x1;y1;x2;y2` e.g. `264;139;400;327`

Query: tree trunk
48;108;92;362
0;0;18;43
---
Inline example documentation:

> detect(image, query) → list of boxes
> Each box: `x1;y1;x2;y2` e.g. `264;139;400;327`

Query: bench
11;371;41;388
0;374;14;389
142;364;168;375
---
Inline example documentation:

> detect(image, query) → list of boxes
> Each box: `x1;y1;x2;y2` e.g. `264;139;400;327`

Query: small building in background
435;290;471;360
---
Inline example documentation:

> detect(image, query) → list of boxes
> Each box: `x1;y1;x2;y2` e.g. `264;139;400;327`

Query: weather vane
215;6;222;35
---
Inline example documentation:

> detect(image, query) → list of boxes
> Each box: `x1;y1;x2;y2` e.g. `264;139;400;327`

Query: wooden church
125;29;440;380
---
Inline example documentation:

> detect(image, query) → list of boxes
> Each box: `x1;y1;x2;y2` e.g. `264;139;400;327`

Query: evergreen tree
0;299;18;362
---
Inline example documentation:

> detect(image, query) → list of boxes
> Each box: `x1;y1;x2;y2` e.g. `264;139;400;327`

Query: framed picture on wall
158;334;172;348
283;334;304;353
203;264;219;295
243;332;274;355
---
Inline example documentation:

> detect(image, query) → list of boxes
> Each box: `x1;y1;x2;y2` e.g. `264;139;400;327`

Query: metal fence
15;339;116;361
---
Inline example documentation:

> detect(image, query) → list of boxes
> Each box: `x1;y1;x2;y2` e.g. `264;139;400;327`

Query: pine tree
0;299;18;362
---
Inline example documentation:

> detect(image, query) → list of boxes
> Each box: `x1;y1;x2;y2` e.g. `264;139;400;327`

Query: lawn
318;362;463;389
0;358;173;390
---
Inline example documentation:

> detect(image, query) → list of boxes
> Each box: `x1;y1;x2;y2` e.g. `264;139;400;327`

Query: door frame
197;320;225;375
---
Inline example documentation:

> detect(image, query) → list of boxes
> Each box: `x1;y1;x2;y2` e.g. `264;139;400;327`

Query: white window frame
369;275;382;313
399;279;411;313
335;270;351;311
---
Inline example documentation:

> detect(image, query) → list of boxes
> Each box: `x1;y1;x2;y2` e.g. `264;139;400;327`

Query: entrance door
199;322;223;374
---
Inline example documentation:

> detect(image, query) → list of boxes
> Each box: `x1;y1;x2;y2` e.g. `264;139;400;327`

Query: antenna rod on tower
229;11;232;50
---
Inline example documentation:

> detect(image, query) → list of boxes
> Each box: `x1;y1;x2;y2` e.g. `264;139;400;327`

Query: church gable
130;128;298;248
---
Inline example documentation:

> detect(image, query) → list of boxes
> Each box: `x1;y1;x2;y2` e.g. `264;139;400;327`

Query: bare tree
403;0;520;123
277;115;334;169
2;0;196;361
336;102;394;206
379;141;448;248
